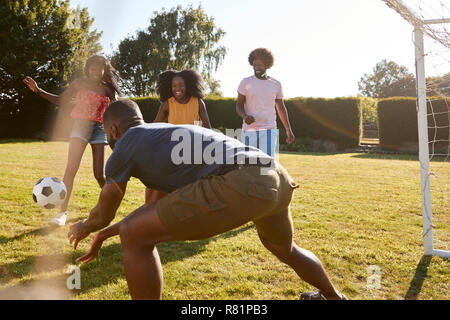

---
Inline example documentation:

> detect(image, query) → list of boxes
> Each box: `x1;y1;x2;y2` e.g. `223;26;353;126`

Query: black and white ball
32;177;67;209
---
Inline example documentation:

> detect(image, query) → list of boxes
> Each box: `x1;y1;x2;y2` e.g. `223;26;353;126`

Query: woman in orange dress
146;69;212;204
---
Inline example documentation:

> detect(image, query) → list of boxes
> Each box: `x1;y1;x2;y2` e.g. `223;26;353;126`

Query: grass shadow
405;255;432;300
352;153;449;162
1;222;254;294
0;223;256;297
0;236;10;245
0;139;41;145
351;153;419;161
71;224;255;295
0;274;73;299
158;224;255;264
0;243;126;297
0;217;83;245
0;253;69;286
279;151;340;157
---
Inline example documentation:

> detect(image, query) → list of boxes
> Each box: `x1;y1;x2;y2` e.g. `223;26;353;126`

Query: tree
204;76;223;97
0;0;102;118
111;5;227;97
382;74;417;97
358;59;412;98
382;72;443;97
429;72;450;96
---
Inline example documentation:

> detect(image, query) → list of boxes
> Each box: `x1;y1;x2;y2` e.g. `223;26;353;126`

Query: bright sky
69;0;421;98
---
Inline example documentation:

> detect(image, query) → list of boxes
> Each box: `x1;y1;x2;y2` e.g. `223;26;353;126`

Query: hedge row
131;97;362;150
0;96;55;139
282;98;361;150
0;96;363;150
132;96;244;132
378;97;449;152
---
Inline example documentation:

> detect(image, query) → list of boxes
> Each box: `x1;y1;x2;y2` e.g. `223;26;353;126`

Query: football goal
383;0;449;258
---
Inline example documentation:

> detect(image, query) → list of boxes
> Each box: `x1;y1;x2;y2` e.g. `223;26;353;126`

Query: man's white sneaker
51;212;67;226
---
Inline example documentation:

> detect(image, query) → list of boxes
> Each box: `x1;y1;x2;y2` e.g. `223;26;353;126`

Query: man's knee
259;234;294;265
119;220;156;249
119;209;165;249
119;220;134;247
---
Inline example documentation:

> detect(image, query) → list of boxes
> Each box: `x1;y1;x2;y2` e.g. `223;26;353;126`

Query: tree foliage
358;59;445;98
0;0;102;115
382;74;417;97
358;59;412;98
428;72;450;96
111;5;227;97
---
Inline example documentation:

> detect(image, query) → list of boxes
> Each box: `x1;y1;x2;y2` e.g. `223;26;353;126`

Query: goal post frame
384;0;450;258
414;20;450;259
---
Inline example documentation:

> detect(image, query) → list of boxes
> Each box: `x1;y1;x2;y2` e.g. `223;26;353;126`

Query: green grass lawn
0;140;448;300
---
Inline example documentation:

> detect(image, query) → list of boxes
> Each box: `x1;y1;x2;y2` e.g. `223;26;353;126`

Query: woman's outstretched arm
23;76;79;105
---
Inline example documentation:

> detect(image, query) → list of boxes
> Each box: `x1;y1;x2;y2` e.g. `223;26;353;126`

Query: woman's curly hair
156;69;205;102
248;48;275;69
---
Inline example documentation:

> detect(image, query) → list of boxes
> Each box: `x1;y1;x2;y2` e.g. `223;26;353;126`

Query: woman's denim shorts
70;119;107;145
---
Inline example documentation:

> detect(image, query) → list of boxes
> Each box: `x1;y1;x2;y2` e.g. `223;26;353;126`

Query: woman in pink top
236;48;295;158
23;55;121;226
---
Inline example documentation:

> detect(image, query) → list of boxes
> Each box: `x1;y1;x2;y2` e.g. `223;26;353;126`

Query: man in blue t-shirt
67;99;346;301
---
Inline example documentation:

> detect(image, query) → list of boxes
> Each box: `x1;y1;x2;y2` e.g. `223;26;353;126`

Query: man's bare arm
236;93;255;124
84;181;127;233
68;181;127;249
275;99;295;144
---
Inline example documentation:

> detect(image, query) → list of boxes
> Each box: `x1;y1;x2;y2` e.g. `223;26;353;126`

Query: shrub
280;137;314;152
1;95;363;151
359;96;378;126
282;97;361;150
378;97;449;152
132;96;362;150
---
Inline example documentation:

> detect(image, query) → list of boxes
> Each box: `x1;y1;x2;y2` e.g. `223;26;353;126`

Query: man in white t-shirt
236;48;295;158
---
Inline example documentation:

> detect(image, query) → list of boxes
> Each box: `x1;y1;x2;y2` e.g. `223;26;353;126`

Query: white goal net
383;0;449;258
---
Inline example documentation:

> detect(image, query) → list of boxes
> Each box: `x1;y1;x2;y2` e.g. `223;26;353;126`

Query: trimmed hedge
132;96;362;150
282;98;361;150
131;96;243;133
378;97;449;152
0;96;363;150
0;96;55;139
131;96;161;123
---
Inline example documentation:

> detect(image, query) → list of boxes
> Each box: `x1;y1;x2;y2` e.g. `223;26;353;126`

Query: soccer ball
32;177;67;209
